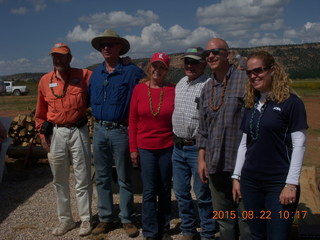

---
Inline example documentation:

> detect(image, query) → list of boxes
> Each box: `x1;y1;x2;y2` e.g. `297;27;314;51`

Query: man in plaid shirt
196;38;250;240
172;47;216;240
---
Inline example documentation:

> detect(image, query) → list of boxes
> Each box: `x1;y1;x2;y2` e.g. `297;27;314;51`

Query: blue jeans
139;147;173;238
172;145;216;239
209;172;251;240
93;122;135;223
240;174;299;240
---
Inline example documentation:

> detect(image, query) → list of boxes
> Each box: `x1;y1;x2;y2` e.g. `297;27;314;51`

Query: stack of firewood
8;110;40;147
9;109;94;147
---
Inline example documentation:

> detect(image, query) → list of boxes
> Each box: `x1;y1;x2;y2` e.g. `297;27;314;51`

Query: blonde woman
129;52;175;240
232;51;308;240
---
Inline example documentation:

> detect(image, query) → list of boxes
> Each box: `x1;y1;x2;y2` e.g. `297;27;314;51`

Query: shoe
91;221;114;235
162;232;173;240
52;221;76;236
79;221;92;236
123;223;139;238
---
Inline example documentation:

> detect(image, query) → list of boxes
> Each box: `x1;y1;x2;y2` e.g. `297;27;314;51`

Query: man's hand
122;56;132;65
198;148;209;184
40;135;51;153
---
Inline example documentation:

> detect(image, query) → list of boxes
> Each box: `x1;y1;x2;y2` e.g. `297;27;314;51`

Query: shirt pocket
66;87;86;110
108;83;129;105
45;95;62;113
90;85;105;105
226;91;245;114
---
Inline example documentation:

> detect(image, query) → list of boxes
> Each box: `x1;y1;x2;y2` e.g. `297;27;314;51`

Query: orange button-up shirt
35;68;92;130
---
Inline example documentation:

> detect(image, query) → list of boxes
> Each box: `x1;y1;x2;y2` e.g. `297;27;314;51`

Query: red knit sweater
129;82;175;152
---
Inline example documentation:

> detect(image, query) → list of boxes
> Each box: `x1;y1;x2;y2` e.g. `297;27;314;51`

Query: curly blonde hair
244;51;294;108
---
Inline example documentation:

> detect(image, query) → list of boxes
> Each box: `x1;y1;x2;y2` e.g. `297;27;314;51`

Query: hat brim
91;36;130;55
183;55;202;60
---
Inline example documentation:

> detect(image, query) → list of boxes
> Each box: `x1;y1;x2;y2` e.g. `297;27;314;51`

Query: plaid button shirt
196;65;247;174
172;74;211;139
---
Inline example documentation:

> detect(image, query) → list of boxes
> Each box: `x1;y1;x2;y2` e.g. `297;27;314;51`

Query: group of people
34;29;307;240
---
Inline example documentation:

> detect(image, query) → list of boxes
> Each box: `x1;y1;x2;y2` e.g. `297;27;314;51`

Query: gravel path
0;161;187;240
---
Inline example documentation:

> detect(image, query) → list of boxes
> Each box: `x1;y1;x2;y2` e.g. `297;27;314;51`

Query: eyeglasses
246;67;271;77
204;48;227;57
184;58;202;65
100;42;119;49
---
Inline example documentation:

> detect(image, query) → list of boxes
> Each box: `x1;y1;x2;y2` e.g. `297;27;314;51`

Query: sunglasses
100;42;119;49
184;58;202;65
246;67;271;77
204;48;227;57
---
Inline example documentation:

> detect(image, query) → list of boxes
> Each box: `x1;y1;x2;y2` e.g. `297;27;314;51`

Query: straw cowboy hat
91;29;130;55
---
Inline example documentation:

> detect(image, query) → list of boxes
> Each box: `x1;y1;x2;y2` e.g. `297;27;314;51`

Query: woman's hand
279;184;297;205
232;179;242;204
130;151;140;166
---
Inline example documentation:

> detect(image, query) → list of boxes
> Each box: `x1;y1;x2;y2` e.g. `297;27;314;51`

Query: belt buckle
183;139;195;146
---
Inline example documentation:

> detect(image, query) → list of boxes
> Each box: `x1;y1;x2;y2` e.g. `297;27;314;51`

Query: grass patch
292;79;320;96
307;128;320;136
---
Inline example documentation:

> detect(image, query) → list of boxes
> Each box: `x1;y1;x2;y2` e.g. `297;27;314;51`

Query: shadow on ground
0;159;52;224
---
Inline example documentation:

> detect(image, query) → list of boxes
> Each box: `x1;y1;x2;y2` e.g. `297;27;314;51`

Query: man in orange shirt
35;43;93;237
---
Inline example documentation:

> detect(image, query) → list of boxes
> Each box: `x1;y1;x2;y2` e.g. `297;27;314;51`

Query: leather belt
56;123;77;128
173;134;196;148
95;119;127;128
55;116;88;128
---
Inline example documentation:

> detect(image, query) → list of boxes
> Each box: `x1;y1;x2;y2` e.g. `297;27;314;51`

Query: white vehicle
4;81;29;96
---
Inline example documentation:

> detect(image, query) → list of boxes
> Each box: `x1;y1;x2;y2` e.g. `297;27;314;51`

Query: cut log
25;122;34;131
298;165;320;238
17;114;27;126
7;146;48;159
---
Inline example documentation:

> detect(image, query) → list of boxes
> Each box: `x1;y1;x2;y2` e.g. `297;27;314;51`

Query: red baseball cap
150;52;170;69
50;43;71;55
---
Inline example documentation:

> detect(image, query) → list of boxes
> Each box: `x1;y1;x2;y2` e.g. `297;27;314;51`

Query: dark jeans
172;145;216;239
240;174;299;240
139;147;173;238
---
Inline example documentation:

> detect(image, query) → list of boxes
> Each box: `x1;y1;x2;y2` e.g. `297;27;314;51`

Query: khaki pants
48;125;92;223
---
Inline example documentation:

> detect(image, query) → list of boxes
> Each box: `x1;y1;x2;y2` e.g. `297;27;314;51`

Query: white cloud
66;24;98;42
249;36;294;47
27;0;46;12
0;58;47;75
284;22;320;43
196;0;289;32
123;24;217;57
260;19;284;31
11;7;29;15
79;10;159;30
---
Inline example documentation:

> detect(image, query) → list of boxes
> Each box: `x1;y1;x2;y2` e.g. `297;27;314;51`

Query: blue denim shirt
89;60;145;122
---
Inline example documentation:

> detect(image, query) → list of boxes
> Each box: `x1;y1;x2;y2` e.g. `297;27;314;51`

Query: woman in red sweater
129;52;175;240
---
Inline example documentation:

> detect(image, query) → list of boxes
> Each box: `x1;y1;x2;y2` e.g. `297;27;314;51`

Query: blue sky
0;0;319;76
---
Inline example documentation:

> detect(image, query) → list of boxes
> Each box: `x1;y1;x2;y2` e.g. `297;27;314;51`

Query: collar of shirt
99;59;124;76
186;73;209;85
212;64;236;86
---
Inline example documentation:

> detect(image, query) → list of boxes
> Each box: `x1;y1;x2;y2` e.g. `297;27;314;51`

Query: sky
0;0;319;76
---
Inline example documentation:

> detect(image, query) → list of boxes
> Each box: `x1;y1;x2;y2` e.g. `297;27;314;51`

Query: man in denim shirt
89;29;144;238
